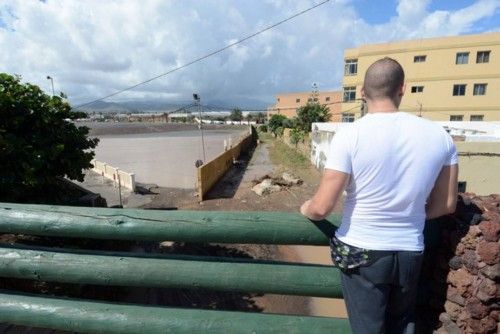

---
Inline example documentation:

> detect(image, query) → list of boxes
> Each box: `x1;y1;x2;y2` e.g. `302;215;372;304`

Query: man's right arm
426;164;459;219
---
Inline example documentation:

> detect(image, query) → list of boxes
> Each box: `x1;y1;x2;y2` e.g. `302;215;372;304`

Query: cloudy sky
1;0;499;107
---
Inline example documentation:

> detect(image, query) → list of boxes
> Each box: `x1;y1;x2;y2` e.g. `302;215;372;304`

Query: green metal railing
0;202;350;333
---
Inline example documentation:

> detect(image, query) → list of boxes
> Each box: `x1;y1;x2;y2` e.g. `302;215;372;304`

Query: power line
74;0;331;109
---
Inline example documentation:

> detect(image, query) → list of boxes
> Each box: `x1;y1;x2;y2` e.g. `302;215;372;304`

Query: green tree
246;113;254;123
282;117;298;129
289;128;306;147
296;103;331;132
0;73;99;198
230;108;243;123
255;112;266;124
268;114;287;137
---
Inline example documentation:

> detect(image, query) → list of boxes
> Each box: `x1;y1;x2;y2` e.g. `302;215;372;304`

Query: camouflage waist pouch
329;235;370;271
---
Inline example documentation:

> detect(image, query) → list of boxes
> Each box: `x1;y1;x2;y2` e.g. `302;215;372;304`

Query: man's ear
399;83;406;97
361;86;366;99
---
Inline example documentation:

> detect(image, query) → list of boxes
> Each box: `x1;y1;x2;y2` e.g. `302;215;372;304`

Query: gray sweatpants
340;250;424;334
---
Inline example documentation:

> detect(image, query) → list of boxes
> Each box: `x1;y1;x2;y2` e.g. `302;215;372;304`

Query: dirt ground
144;134;334;212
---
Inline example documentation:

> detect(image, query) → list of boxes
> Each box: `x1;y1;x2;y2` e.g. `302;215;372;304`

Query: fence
91;159;136;191
197;127;256;201
0;202;350;333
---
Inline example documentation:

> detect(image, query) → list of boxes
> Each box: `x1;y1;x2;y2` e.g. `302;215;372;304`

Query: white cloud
0;0;498;107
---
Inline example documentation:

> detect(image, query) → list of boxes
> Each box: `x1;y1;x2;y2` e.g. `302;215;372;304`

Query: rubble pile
419;194;499;334
251;172;303;196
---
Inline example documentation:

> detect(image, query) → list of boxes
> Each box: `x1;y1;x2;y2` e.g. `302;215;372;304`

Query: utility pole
193;93;206;163
46;75;55;96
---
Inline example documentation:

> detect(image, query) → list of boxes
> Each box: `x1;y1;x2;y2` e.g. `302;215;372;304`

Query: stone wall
417;194;499;333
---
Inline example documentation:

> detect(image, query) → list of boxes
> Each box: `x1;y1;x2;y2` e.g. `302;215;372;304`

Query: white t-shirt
325;112;458;251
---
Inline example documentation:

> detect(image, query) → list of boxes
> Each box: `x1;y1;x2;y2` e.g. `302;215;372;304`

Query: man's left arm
300;169;349;220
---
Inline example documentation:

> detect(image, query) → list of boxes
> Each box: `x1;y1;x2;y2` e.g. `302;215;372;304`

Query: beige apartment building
341;32;500;122
267;90;342;121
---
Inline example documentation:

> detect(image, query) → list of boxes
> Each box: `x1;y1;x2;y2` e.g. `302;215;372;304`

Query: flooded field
85;123;247;189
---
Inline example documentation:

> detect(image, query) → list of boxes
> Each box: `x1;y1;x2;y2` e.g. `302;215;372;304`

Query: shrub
0;73;99;199
290;128;306;146
296;103;331;132
268;114;287;136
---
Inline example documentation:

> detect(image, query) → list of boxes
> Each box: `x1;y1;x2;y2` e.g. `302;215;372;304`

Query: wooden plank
0;203;339;245
0;292;351;334
0;246;342;298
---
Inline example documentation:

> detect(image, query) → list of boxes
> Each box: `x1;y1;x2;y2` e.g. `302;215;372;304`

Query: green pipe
0;291;351;334
0;202;339;245
0;246;342;298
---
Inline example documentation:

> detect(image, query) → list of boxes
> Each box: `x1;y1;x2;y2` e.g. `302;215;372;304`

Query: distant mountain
73;97;273;114
74;100;191;113
75;101;130;113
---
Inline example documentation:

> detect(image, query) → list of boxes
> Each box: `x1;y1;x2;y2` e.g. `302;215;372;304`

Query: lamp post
193;93;206;164
46;76;55;96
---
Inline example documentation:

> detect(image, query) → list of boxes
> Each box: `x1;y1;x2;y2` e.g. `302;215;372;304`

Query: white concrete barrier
90;160;136;191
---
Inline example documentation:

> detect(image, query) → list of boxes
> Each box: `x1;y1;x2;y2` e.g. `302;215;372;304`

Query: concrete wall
197;128;255;201
456;142;500;195
90;160;136;191
310;123;353;170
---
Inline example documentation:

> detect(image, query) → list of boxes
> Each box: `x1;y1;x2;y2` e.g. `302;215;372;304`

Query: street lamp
193;93;206;164
46;75;55;96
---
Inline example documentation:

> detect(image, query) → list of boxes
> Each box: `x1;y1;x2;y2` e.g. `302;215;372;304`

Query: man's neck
366;99;399;114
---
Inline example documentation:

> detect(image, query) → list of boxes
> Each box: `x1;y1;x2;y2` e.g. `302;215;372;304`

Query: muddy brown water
87;123;247;189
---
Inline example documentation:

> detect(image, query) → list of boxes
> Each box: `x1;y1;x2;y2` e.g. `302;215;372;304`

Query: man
301;57;458;334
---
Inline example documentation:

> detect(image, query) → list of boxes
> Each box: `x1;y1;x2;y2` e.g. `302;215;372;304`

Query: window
308;97;312;102
476;51;490;63
470;115;484;121
343;86;356;102
342;113;355;123
414;55;426;63
313;97;318;102
296;98;300;103
453;84;466;96
277;98;280;102
473;83;487;96
458;181;467;193
450;115;463;121
325;97;330;102
456;52;469;64
344;59;358;75
411;86;424;93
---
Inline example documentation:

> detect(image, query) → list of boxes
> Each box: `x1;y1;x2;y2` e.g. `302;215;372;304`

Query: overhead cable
74;0;331;109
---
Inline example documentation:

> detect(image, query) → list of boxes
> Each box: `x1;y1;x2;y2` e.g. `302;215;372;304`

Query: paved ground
241;141;274;182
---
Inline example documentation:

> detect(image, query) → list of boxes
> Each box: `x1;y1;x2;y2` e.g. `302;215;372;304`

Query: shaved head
362;57;405;103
